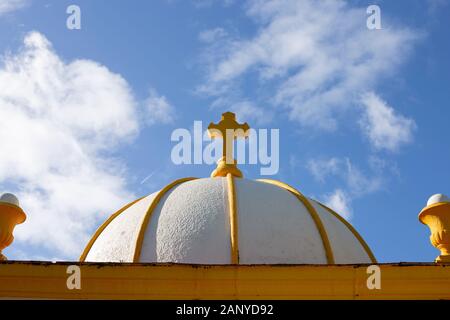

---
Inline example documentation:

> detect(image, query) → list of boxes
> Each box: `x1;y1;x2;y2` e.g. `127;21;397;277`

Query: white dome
427;194;450;206
81;177;376;264
0;193;20;207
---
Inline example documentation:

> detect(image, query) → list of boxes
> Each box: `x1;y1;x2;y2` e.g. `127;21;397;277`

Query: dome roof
80;176;376;264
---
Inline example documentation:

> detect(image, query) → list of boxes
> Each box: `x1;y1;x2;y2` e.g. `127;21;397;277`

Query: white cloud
0;32;166;260
192;0;235;8
0;0;27;15
144;88;175;125
199;0;420;134
344;158;382;196
308;157;381;196
211;97;272;125
323;189;352;220
360;92;416;152
307;157;383;219
229;100;270;125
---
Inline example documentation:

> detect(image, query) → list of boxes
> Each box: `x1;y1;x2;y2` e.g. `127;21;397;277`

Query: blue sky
0;0;449;262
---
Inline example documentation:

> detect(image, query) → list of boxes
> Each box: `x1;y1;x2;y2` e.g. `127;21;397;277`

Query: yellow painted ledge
0;262;450;300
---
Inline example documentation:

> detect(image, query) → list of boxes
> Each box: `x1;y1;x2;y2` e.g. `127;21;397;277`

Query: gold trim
227;174;239;264
79;197;145;262
132;177;198;262
315;202;377;264
257;179;335;264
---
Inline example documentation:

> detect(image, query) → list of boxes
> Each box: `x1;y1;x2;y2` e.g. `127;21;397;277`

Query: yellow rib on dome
132;177;198;262
79;196;145;262
316;202;377;263
226;174;240;264
257;179;335;264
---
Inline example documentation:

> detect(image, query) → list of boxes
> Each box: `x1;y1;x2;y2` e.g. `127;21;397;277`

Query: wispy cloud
360;92;416;152
199;0;420;145
307;158;341;183
308;157;382;195
198;27;228;43
307;157;383;219
211;97;272;124
0;32;172;260
323;189;352;220
192;0;236;8
144;88;176;125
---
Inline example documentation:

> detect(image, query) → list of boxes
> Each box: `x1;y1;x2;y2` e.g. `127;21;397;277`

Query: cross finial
208;112;250;178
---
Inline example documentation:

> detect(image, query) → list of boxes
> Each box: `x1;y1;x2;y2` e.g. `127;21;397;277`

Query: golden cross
208;112;250;178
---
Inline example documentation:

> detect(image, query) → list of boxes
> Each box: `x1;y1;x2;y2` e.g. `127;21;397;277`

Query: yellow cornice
1;262;450;299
